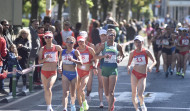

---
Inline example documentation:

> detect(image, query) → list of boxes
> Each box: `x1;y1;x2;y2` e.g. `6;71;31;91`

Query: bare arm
73;50;83;65
117;44;125;63
95;43;106;59
126;51;134;74
38;47;48;64
146;50;157;72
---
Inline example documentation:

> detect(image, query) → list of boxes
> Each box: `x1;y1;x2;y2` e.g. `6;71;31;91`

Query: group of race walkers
147;23;190;79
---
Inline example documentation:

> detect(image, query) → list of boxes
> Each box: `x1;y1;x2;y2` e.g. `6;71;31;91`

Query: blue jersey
62;49;77;65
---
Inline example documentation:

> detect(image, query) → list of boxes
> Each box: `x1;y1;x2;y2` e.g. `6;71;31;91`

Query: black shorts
153;45;162;52
162;47;172;55
175;49;180;53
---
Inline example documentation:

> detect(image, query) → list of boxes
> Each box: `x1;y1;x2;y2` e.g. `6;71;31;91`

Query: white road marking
89;91;173;103
0;82;62;109
38;104;190;110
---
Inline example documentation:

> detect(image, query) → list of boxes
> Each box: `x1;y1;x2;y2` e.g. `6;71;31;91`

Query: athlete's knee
63;91;69;97
109;90;114;96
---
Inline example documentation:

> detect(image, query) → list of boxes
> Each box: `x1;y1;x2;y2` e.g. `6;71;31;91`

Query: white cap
134;35;144;42
79;31;88;38
99;29;107;35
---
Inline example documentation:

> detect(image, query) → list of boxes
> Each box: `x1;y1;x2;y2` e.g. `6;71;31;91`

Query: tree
69;0;80;26
81;0;89;31
30;0;39;21
57;0;65;21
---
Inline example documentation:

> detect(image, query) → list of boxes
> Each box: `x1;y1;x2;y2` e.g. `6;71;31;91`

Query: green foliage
86;0;94;8
38;0;46;14
23;0;31;16
141;6;153;19
22;18;30;27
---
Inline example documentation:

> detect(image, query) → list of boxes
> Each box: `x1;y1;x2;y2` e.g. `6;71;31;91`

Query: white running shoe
141;104;147;111
99;102;104;108
22;86;27;92
136;109;140;111
47;107;54;111
9;92;12;96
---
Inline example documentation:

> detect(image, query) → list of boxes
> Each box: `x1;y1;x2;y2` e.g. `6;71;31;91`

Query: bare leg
131;74;139;110
62;75;70;109
108;75;117;111
137;78;146;106
86;70;93;97
70;76;78;105
97;67;103;103
102;76;109;103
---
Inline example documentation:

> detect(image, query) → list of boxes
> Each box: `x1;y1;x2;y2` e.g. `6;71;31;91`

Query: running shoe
176;72;180;76
181;73;185;78
22;86;27;92
71;104;76;111
82;100;89;110
9;92;12;96
170;70;173;75
80;107;84;111
136;109;140;111
141;104;147;111
111;97;116;111
156;69;160;73
63;109;67;111
99;102;104;108
47;107;54;111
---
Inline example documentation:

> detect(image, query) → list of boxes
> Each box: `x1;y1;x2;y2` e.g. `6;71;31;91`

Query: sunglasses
108;33;115;36
44;36;52;39
66;41;74;44
4;24;9;26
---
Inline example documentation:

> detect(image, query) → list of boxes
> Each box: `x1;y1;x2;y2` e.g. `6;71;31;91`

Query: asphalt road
0;47;190;111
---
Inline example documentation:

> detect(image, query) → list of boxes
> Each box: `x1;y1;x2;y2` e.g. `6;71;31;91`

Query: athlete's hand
148;67;152;72
58;68;62;74
127;66;131;75
93;69;98;75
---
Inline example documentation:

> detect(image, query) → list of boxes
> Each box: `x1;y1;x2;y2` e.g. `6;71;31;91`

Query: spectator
29;19;40;85
0;24;8;94
91;20;101;45
38;26;45;46
7;44;22;95
88;19;96;43
14;29;31;91
73;22;82;48
125;22;137;52
60;21;74;49
119;22;126;43
54;20;62;46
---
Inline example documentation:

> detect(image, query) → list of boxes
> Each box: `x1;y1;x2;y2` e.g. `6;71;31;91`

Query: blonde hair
66;36;76;44
17;28;31;42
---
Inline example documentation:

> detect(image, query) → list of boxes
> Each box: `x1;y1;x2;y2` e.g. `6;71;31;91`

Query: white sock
47;105;52;111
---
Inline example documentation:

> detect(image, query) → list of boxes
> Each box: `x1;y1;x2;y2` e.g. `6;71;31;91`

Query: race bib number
44;52;56;62
156;39;161;45
133;55;146;65
62;54;73;64
104;53;117;63
162;39;169;45
81;53;89;63
182;39;189;46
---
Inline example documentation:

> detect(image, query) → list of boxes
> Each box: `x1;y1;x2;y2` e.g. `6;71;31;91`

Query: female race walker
127;35;156;111
76;36;98;111
58;36;83;111
96;29;125;111
38;31;62;111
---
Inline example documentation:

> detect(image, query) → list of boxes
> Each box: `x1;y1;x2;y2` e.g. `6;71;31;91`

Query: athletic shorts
41;70;57;79
162;47;172;55
101;66;118;77
62;70;77;81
